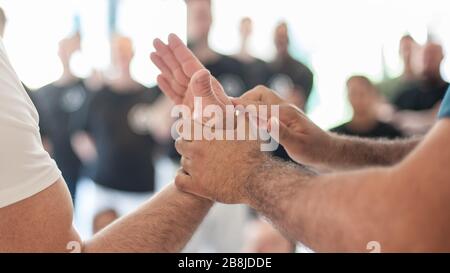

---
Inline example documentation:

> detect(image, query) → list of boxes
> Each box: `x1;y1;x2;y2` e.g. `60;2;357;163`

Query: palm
150;34;230;110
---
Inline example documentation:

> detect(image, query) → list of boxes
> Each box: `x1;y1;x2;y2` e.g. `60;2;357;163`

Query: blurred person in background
238;15;297;244
0;26;212;253
377;35;420;102
268;22;314;111
392;42;449;135
234;19;299;244
332;75;403;139
233;17;272;88
269;22;314;161
160;0;250;252
184;0;247;97
158;36;450;251
34;33;89;203
73;35;162;233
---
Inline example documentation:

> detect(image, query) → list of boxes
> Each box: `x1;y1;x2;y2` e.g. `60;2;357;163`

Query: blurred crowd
0;0;448;253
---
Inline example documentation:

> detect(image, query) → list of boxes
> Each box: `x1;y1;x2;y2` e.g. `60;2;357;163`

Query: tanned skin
175;78;450;251
319;133;421;170
233;86;421;171
0;34;214;252
151;33;420;172
153;34;449;252
0;177;212;252
243;121;450;252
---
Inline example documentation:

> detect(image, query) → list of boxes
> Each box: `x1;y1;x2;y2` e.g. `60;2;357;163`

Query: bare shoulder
0;179;81;252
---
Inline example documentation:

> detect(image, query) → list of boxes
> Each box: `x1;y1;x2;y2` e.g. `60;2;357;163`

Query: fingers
153;38;190;87
163;74;188;97
211;77;232;106
168;33;204;77
191;69;232;106
234;85;284;105
157;74;182;104
180;156;193;174
277;103;305;125
175;137;195;158
174;168;212;201
191;69;217;102
231;98;265;107
268;116;294;146
152;56;186;98
150;52;171;77
174;168;192;192
191;70;225;113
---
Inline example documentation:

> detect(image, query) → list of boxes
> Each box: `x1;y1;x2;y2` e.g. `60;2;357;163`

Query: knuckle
255;84;266;91
175;138;182;153
174;174;187;191
180;157;188;167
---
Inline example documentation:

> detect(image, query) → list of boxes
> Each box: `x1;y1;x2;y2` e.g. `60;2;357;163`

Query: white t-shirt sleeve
0;39;61;208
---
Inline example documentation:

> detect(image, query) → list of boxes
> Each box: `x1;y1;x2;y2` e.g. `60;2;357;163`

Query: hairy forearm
320;134;421;171
84;183;213;252
246;158;449;252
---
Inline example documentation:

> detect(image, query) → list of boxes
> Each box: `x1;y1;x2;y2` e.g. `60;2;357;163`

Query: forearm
245;158;447;252
84;183;213;252
320;133;421;170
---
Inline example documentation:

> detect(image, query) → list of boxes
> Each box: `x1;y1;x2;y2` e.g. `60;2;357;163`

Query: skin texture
233;86;420;171
83;182;212;252
0;178;212;252
0;34;217;253
244;120;450;252
154;34;450;252
176;104;450;251
151;34;420;172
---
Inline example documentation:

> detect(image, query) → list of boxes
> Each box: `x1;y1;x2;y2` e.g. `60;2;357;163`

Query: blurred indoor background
1;0;449;252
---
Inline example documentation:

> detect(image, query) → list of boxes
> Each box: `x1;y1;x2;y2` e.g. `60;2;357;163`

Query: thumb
191;69;220;106
192;69;231;128
231;97;261;107
268;117;294;146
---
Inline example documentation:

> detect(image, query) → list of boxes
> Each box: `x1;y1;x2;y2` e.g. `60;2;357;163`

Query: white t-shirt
0;39;61;208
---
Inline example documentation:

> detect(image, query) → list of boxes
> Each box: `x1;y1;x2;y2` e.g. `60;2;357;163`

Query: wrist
173;183;215;207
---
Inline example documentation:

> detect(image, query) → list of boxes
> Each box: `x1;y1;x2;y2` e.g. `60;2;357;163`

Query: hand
175;122;267;204
150;34;230;110
233;86;333;168
174;73;268;204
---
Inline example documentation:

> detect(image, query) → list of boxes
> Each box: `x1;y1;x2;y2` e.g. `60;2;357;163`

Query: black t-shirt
205;55;247;97
331;121;403;139
240;58;273;89
393;80;449;111
269;56;314;100
83;84;159;192
34;79;89;184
